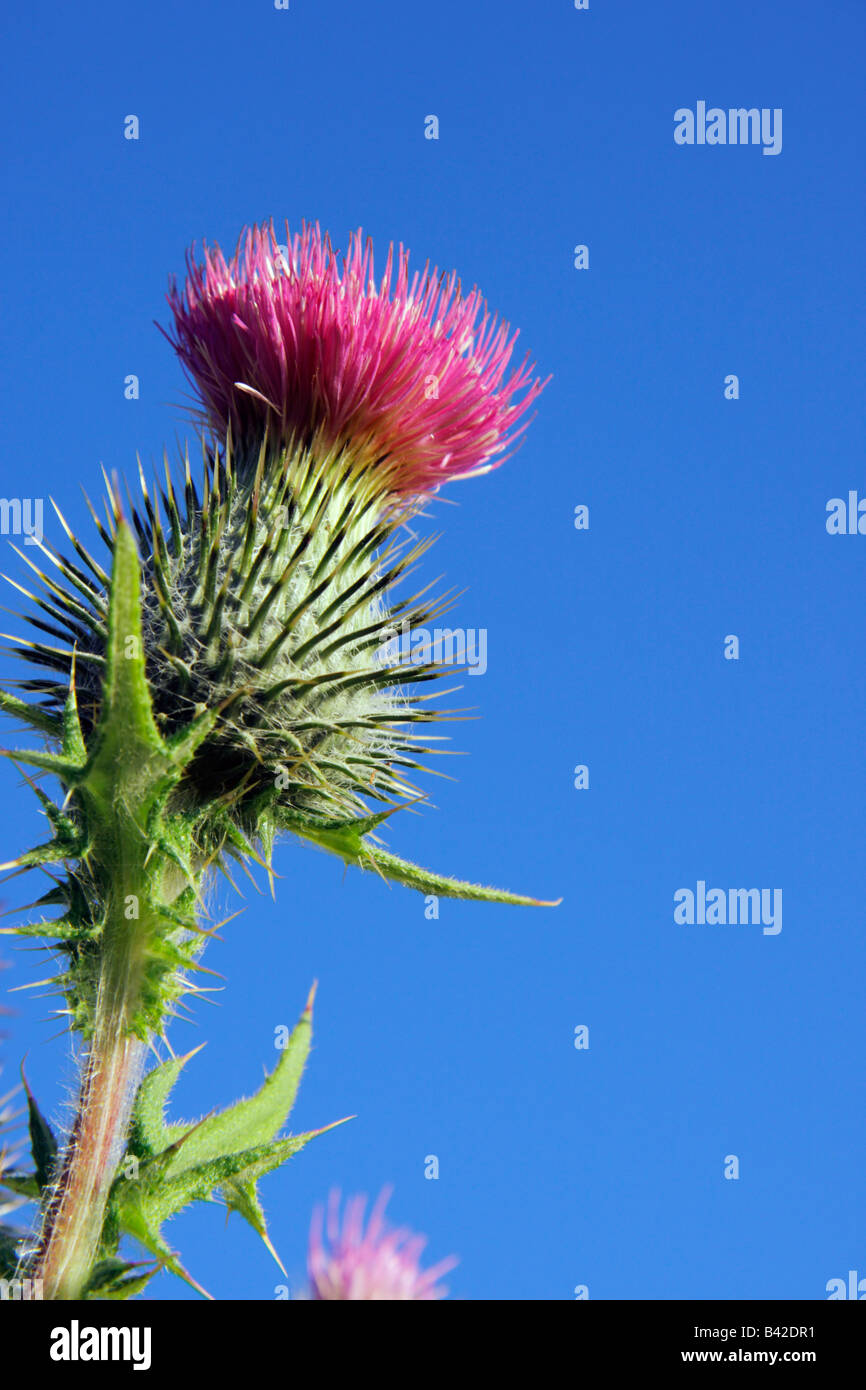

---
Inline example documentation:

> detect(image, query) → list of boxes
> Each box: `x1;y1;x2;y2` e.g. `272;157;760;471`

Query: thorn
163;1252;214;1302
306;1114;357;1139
303;980;318;1018
261;1229;287;1277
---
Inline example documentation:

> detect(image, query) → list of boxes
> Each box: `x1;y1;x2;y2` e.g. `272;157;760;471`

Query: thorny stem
32;893;157;1300
19;524;206;1299
34;1032;146;1300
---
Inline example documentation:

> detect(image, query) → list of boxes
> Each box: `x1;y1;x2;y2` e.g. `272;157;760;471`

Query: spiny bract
12;435;455;843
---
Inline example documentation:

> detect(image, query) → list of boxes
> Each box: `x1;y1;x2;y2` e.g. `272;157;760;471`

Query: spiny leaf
0;690;62;737
357;844;562;906
219;1177;279;1270
81;520;168;794
83;1257;161;1301
135;1132;321;1222
0;746;84;783
109;1199;213;1299
280;807;560;905
0;1170;40;1199
0;834;86;873
0;1224;22;1278
60;660;87;764
137;986;316;1178
0;920;90;940
128;1045;205;1157
111;989;342;1292
22;1071;58;1192
163;703;221;768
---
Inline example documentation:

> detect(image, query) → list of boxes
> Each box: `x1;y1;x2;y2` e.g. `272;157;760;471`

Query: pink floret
164;222;547;498
308;1188;458;1300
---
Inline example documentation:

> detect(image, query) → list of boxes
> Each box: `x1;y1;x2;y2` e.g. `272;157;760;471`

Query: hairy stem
32;879;163;1298
34;1032;146;1300
27;523;203;1299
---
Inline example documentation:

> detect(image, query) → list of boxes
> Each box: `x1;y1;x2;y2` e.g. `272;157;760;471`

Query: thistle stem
33;906;152;1300
34;1034;146;1300
21;523;205;1299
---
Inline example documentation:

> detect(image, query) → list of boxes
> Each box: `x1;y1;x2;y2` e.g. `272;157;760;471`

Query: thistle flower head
308;1188;457;1300
0;220;551;1043
164;222;547;499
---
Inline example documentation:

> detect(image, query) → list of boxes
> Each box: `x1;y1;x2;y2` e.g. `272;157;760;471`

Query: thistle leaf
358;844;562;906
0;690;62;737
83;1257;161;1301
0;1170;40;1199
0;1224;21;1278
106;1199;212;1299
280;807;560;906
60;662;87;764
108;988;343;1294
219;1177;276;1266
80;521;170;801
129;1046;204;1157
157;984;315;1176
22;1073;58;1193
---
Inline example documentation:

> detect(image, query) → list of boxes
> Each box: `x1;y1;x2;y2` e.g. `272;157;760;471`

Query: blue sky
1;0;864;1299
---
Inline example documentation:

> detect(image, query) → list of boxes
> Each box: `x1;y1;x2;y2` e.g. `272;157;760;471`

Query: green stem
34;1033;146;1300
29;523;204;1299
33;882;161;1299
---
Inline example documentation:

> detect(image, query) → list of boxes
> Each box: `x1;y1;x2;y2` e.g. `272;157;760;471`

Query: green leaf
158;984;315;1177
109;988;346;1294
0;832;87;874
359;844;562;906
83;1257;160;1301
80;522;169;800
163;702;221;770
0;918;91;941
136;1130;330;1224
129;1046;205;1158
22;1071;58;1192
219;1177;273;1263
0;690;62;737
60;661;87;764
0;1224;22;1278
280;807;561;906
0;1170;40;1200
0;747;83;783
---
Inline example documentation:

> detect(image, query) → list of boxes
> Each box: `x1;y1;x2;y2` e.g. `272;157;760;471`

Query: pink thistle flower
308;1188;458;1300
164;221;547;499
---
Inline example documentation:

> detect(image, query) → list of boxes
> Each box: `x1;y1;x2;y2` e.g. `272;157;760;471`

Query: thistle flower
0;222;553;1300
164;222;547;498
4;222;552;915
308;1188;457;1300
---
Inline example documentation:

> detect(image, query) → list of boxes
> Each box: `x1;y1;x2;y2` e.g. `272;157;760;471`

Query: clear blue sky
1;1;863;1300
